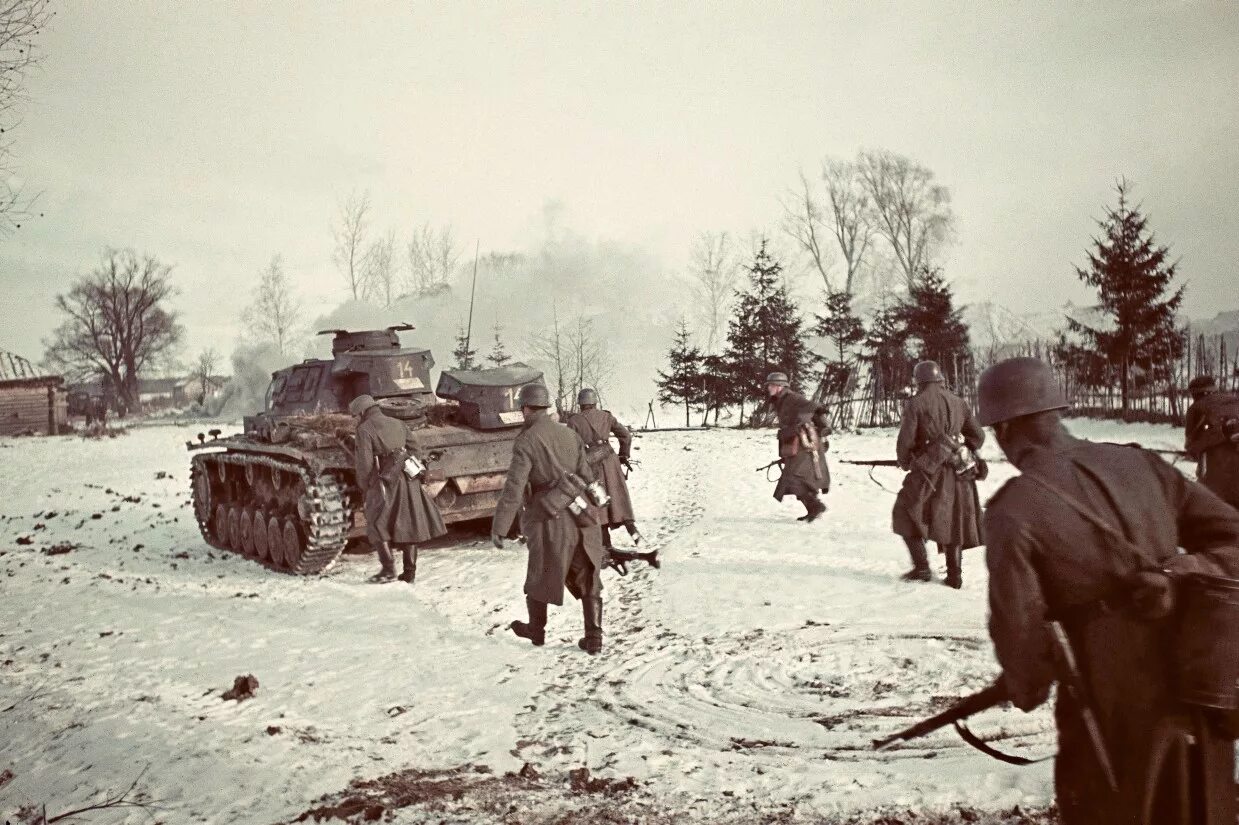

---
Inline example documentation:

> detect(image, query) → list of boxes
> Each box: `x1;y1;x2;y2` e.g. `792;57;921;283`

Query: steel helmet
578;387;599;406
977;357;1068;426
1188;375;1216;394
765;372;790;386
517;383;551;409
348;394;379;416
913;360;944;384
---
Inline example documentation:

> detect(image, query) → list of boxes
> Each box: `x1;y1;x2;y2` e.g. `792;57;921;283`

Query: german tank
187;324;543;574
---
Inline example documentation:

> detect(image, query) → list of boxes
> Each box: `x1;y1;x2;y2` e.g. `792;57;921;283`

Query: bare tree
0;0;52;234
332;190;371;299
529;306;612;414
44;249;184;415
781;171;836;292
856;149;954;292
188;347;220;405
405;222;460;296
242;255;302;356
688;231;739;354
364;228;399;307
822;158;875;295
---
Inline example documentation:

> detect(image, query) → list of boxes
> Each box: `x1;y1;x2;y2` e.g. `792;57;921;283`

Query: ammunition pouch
912;434;976;478
585;440;614;465
536;472;599;529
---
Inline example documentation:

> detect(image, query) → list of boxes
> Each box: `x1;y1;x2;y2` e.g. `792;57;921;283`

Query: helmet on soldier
1189;375;1216;397
913;360;944;384
348;394;379;417
977;357;1068;426
518;383;551;409
765;372;790;386
578;387;599;407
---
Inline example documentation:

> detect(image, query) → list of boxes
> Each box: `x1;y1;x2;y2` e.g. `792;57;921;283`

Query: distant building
0;351;67;436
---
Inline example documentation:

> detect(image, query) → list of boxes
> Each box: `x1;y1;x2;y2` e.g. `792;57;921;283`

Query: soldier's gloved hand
620;456;632;470
490;532;505;550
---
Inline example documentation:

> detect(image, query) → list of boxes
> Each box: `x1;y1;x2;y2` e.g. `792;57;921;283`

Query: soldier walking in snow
492;384;608;655
765;372;831;523
891;361;984;587
350;394;447;583
1184;374;1239;509
980;357;1239;825
565;387;647;553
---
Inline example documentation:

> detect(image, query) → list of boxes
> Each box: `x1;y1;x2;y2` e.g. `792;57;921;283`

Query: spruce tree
864;304;910;402
452;323;477;370
655;319;703;426
900;266;970;385
1067;180;1185;411
815;291;865;395
487;323;512;367
722;238;818;419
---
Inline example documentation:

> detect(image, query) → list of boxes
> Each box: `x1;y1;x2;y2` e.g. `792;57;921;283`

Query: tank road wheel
252;509;270;562
238;509;256;558
226;506;242;552
213;504;230;549
190;459;213;533
281;517;303;570
267;514;286;567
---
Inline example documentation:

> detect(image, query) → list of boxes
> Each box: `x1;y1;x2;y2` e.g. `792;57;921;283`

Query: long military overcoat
770;390;831;501
986;438;1239;825
354;406;447;545
492;411;605;606
565;407;635;525
1184;392;1239;508
892;383;983;548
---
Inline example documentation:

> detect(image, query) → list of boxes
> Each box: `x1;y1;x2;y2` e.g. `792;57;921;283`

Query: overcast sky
1;0;1236;369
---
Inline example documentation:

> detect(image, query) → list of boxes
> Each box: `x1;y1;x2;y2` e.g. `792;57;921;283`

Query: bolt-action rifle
841;459;902;468
605;547;660;576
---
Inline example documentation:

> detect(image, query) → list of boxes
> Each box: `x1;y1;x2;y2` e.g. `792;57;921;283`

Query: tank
187;324;544;574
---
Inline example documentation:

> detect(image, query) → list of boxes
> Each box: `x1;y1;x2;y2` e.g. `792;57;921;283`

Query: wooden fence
815;333;1239;430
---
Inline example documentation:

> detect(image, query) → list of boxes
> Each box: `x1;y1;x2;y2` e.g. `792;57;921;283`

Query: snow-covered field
0;418;1196;823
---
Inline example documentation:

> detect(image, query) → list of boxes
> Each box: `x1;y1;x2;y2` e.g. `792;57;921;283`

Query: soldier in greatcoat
764;372;831;522
565;388;645;550
351;394;447;583
980;357;1239;825
491;384;608;655
1184;374;1239;508
892;360;984;587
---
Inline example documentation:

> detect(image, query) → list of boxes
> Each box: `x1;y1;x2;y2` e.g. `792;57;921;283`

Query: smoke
217;341;289;418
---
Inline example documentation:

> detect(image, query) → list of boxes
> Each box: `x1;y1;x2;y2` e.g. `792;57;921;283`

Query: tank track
189;452;351;576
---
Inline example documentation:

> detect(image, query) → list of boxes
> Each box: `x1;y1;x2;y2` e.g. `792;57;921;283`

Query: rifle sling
953;721;1050;767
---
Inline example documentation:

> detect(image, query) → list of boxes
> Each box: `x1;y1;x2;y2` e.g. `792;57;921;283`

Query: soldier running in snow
350;394;448;584
764;372;831;522
492;384;608;655
980;357;1239;825
1184;374;1239;509
565;388;653;568
892;360;984;587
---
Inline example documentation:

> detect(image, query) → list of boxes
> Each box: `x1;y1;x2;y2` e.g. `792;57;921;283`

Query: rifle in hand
872;680;1008;751
605;547;660;576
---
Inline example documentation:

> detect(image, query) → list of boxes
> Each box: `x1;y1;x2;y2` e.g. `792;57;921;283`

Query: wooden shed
0;376;68;436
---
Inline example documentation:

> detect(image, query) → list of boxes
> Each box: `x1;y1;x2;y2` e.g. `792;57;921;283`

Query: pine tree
815;291;865;395
1067;179;1185;411
487;323;512;367
900;266;970;385
863;303;910;402
452;323;477;370
655;319;704;426
697;352;733;426
722;238;818;421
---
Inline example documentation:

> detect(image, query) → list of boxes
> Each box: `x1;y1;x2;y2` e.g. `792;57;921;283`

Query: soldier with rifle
565;387;657;572
977;356;1239;824
891;360;984;587
763;371;831;523
350;394;447;584
491;384;609;655
1184;374;1239;508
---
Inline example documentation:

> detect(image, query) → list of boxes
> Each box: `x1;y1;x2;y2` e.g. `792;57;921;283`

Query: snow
0;417;1198;822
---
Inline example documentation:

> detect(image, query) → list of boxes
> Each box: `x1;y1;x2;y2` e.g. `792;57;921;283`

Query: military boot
397;545;418;584
368;542;398;583
509;598;547;647
944;546;963;589
799;497;827;523
577;596;603;655
900;537;933;583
